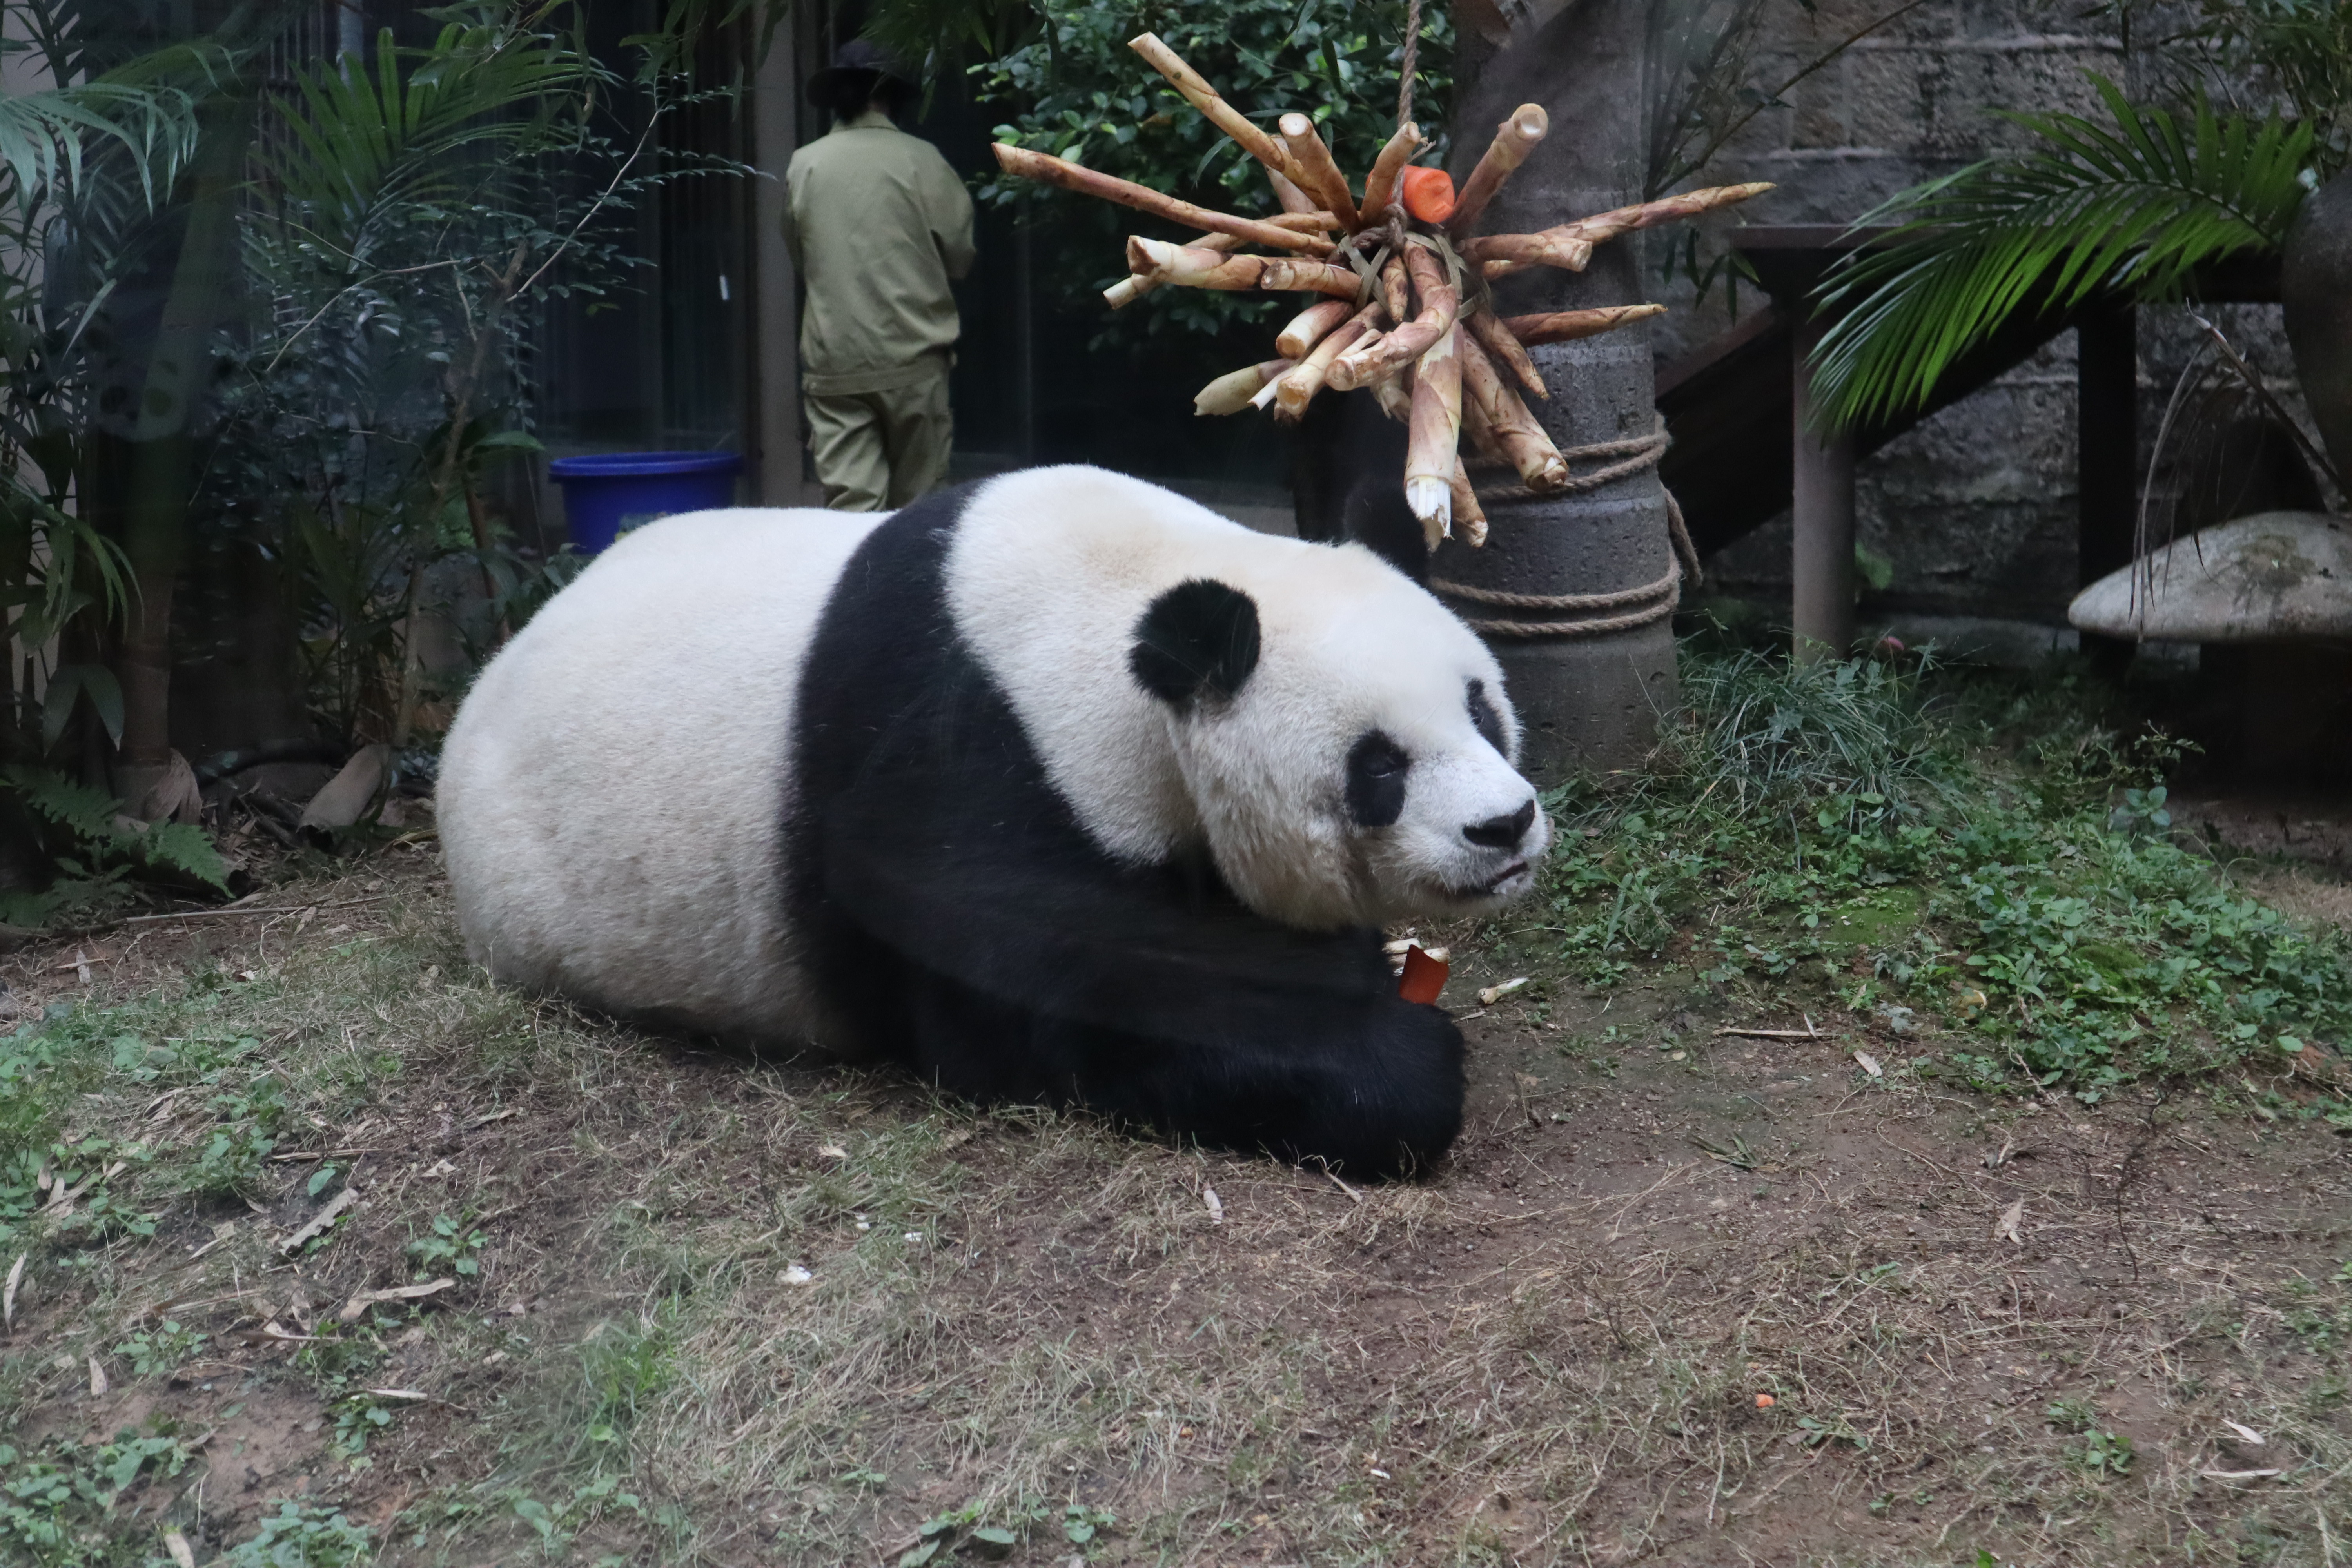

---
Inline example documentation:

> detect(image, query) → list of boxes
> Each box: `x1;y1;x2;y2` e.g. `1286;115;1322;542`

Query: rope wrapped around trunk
1428;421;1702;639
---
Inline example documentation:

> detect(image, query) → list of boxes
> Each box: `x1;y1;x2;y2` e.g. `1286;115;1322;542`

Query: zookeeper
786;40;976;512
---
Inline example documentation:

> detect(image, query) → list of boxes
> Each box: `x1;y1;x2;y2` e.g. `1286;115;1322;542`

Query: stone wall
1646;0;2315;635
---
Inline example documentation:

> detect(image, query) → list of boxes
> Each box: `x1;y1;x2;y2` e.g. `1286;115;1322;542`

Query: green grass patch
1504;646;2352;1102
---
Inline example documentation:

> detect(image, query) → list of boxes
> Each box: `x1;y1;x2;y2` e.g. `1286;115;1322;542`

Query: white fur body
437;467;1546;1047
437;506;881;1042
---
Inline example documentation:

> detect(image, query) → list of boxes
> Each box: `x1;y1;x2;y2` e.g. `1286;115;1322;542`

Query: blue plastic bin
548;450;744;555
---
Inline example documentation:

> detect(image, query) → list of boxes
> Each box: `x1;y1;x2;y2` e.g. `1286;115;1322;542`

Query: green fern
1808;76;2315;433
1;766;230;898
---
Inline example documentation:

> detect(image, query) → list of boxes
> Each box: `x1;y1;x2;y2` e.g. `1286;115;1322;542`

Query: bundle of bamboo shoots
991;35;1771;551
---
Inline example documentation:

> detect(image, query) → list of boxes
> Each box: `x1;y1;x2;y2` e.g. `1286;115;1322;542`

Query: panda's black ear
1130;579;1261;708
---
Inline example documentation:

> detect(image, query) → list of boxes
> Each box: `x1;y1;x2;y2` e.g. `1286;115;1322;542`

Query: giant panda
437;465;1548;1176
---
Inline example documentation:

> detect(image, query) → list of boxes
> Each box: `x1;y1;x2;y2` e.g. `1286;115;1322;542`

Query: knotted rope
1428;421;1704;639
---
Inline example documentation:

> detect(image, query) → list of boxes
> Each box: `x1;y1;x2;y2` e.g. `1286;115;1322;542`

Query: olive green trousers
805;364;953;512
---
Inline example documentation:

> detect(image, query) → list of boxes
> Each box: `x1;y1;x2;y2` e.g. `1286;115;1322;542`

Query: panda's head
1128;561;1549;930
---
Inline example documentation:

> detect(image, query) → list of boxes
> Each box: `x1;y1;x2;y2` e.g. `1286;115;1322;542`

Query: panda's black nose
1463;799;1536;849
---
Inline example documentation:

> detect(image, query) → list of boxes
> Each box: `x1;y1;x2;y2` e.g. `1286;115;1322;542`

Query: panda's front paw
1281;1002;1464;1180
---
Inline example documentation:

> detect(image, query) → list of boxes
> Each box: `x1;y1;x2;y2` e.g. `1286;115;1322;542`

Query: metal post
1790;311;1857;662
2076;300;2138;670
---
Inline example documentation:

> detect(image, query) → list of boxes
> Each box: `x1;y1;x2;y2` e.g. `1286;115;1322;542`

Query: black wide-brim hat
805;38;908;107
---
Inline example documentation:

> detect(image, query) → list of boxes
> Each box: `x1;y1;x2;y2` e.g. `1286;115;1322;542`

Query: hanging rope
1396;0;1421;131
1428;421;1705;639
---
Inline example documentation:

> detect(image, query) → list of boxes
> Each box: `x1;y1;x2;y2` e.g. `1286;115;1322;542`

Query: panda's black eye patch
1345;729;1410;828
1466;678;1507;754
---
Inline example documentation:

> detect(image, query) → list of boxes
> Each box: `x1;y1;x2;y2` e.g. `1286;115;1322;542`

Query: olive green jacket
786;110;977;396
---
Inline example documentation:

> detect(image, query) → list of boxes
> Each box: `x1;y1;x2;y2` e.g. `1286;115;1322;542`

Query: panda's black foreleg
901;968;1464;1180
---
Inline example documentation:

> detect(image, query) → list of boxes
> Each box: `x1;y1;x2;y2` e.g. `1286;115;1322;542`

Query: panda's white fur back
437;506;881;1044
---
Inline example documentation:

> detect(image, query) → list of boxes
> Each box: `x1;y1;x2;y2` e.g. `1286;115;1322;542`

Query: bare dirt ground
2;847;2348;1566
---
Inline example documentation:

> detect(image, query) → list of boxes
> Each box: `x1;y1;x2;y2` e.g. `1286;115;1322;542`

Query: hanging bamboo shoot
1332;242;1458;388
994;145;1334;254
1458;331;1567;490
1194;359;1294;415
1475;183;1772;277
1273;303;1382;421
1502;303;1665;345
1467;311;1546;398
1361;122;1425;224
1445;104;1548;238
1277;113;1361;233
1128;34;1306;186
1125;238;1361;295
1450;459;1488;547
1276;299;1355;359
1405;324;1464;546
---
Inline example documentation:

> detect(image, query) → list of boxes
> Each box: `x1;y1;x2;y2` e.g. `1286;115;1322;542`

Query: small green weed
2067;1427;2136;1477
111;1320;206;1379
217;1501;374;1568
0;1432;190;1567
405;1213;486;1279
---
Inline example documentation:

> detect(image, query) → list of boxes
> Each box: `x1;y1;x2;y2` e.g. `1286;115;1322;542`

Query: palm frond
259;18;593;260
1808;76;2314;433
0;58;215;222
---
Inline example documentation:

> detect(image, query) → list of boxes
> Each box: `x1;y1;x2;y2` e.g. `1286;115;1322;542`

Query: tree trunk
1430;0;1675;782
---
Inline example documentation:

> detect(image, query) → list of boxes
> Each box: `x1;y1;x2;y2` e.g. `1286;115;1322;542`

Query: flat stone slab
2069;511;2352;642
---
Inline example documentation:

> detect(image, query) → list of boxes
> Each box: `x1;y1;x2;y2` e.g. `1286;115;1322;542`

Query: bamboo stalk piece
1277;113;1361;233
1405;324;1464;546
995;144;1333;254
1502;303;1665;345
1268;166;1317;214
1128;33;1305;185
1276;299;1354;359
1458;330;1567;490
1125;238;1359;295
1361;122;1425;224
1467;310;1546;399
1446;103;1548;237
1332;242;1458;389
1195;359;1294;416
1273;303;1381;421
1476;182;1772;278
1450;459;1488;547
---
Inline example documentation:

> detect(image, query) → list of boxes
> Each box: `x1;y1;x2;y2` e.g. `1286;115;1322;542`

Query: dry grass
0;846;2347;1566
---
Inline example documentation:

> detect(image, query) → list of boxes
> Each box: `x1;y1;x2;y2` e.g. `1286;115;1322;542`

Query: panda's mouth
1450;858;1531;901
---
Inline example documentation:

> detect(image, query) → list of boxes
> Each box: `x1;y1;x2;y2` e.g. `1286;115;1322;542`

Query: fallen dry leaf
339;1277;458;1324
1853;1051;1883;1078
278;1187;361;1254
2201;1468;2282;1480
816;1144;848;1160
162;1528;196;1568
2222;1419;2265;1446
1203;1186;1224;1225
365;1387;429;1402
87;1355;107;1397
1993;1198;2025;1245
465;1107;519;1129
3;1251;22;1331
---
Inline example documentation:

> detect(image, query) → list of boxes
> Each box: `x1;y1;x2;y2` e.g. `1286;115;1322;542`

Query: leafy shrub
977;0;1452;340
